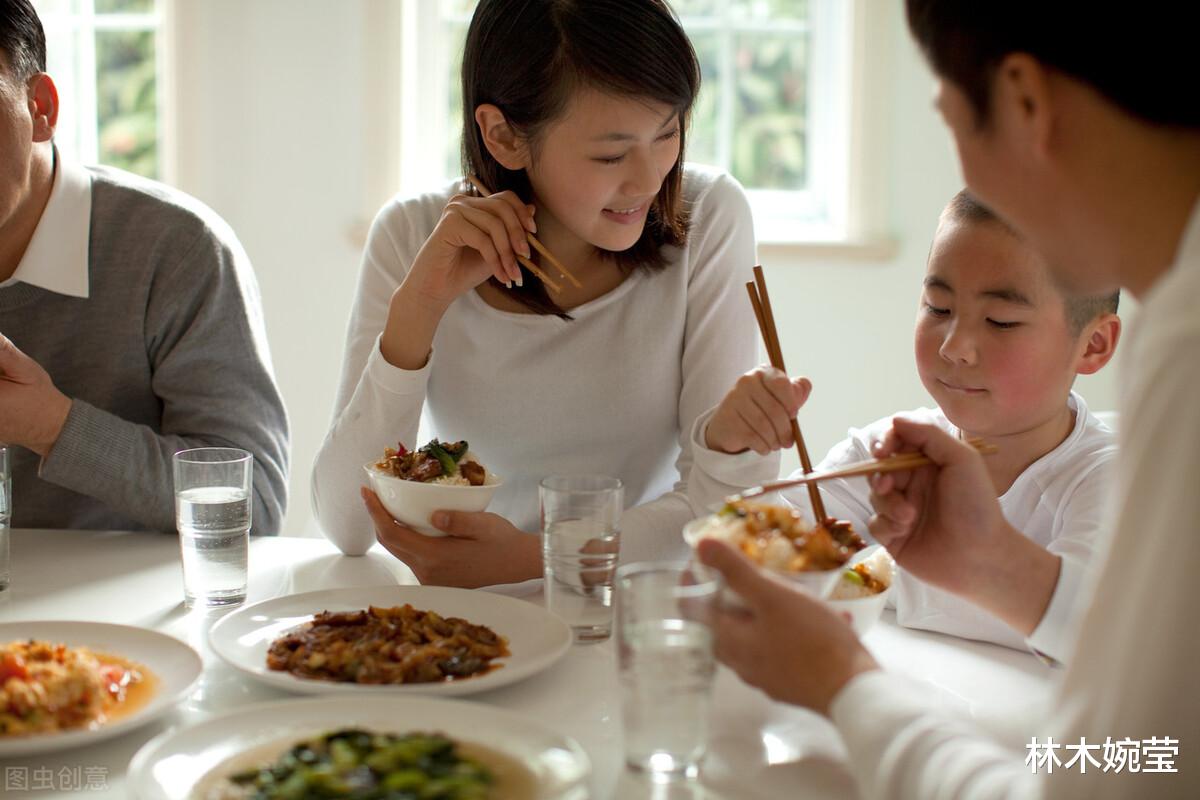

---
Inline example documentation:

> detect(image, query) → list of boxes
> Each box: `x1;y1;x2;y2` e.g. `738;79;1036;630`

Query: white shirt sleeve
618;173;780;563
311;200;432;554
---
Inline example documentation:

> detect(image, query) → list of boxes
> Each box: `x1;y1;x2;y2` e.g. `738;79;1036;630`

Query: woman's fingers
458;204;524;285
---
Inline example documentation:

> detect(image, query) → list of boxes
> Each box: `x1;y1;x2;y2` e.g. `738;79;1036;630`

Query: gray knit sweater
0;165;290;534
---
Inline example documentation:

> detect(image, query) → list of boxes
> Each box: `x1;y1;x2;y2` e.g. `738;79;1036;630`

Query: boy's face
915;219;1083;437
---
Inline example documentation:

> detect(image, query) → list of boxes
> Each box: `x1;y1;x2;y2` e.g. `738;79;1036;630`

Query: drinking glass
540;475;622;642
0;444;10;593
173;447;252;608
617;561;722;779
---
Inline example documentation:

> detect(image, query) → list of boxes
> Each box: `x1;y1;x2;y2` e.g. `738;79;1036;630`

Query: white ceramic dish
0;621;202;758
207;585;572;697
128;695;590;800
364;462;502;536
682;515;844;601
826;545;896;635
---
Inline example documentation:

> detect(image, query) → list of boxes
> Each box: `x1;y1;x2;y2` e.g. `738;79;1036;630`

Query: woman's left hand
361;488;542;588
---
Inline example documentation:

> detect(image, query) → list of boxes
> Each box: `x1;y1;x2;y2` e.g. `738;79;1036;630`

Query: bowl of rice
364;439;502;537
825;545;895;635
682;500;866;604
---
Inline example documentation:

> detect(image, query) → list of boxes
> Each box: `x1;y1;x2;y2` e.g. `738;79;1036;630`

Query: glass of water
540;475;622;642
616;561;722;779
173;447;252;609
0;444;10;593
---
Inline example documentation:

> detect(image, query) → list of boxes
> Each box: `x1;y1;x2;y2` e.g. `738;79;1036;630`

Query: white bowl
825;545;896;635
364;463;502;536
682;515;845;604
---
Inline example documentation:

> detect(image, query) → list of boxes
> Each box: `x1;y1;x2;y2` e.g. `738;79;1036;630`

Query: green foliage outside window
438;0;810;193
95;28;157;178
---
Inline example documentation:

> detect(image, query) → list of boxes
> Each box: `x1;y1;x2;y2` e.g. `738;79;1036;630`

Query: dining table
0;528;1056;799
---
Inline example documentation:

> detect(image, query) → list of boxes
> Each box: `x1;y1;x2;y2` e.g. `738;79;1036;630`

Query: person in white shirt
707;190;1120;663
696;1;1200;797
312;0;779;587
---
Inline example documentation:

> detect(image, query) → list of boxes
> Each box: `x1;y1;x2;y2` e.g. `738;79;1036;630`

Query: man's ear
28;73;59;143
991;53;1056;164
1076;313;1121;376
474;104;527;171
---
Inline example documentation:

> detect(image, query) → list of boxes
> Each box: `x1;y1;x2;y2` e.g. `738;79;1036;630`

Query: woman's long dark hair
461;0;701;317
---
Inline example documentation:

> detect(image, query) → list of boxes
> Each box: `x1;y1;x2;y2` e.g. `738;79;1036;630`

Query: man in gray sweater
0;1;289;535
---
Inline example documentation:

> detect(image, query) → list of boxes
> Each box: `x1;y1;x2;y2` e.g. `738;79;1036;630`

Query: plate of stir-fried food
128;696;590;800
0;621;201;757
208;586;572;697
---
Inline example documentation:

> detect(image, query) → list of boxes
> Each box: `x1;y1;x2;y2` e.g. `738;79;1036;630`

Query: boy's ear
473;104;528;171
1075;313;1121;376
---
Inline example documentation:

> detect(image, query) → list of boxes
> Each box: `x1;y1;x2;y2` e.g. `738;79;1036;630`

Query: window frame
397;0;881;250
33;0;170;181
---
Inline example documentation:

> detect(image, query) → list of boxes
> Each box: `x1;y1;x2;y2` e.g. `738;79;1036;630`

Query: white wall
164;0;1122;534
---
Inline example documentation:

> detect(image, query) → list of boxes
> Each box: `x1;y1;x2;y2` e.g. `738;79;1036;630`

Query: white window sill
759;236;898;262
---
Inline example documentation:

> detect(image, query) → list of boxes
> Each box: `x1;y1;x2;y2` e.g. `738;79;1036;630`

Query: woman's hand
705;365;812;455
697;538;878;715
407;189;536;306
381;189;537;370
361;487;542;588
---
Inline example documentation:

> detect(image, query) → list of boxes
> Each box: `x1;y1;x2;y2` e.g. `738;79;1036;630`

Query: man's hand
697;538;878;715
362;487;542;588
867;416;1059;634
0;333;71;456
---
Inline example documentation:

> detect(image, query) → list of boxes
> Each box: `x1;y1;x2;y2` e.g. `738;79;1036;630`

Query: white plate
208;585;572;696
0;621;202;758
129;695;589;800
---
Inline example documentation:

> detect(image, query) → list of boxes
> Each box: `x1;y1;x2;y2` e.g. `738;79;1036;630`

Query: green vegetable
426;441;459;477
843;568;865;586
228;728;494;799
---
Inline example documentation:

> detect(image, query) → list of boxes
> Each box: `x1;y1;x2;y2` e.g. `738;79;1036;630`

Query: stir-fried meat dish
715;500;867;572
266;605;510;685
374;439;488;486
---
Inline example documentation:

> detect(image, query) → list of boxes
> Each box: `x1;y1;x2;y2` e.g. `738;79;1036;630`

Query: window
399;0;857;244
33;0;163;179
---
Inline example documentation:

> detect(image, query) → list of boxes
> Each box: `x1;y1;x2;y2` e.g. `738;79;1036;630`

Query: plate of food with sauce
0;621;202;757
208;586;572;697
128;695;589;799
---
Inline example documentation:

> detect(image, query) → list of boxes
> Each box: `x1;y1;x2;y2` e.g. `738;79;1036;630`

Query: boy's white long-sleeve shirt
827;203;1200;800
797;391;1114;663
312;164;779;562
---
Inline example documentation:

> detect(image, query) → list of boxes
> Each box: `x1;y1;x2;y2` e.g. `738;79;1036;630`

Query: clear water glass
0;444;10;593
617;561;721;779
173;447;252;609
540;475;622;643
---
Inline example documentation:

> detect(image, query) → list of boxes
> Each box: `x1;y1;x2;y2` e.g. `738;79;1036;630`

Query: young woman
312;0;780;587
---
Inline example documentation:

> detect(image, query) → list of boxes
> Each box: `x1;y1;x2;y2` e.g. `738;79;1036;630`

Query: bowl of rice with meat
826;545;896;635
364;439;502;536
683;500;867;602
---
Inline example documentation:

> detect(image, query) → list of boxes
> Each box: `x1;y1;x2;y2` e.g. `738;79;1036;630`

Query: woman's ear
474;104;528;171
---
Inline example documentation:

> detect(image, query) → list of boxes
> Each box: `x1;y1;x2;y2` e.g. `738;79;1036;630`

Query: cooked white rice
428;454;496;487
830;547;895;600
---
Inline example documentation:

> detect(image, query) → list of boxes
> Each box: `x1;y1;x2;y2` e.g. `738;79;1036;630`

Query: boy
704;189;1120;662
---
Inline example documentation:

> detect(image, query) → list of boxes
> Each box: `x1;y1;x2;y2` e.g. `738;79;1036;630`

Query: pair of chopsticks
731;437;999;502
746;265;828;521
466;176;582;295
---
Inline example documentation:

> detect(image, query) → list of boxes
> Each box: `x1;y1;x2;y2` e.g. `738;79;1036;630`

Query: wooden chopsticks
466;176;583;294
746;265;827;521
731;438;998;501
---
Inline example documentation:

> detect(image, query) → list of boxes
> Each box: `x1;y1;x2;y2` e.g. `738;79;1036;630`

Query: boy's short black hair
905;0;1199;130
0;0;45;81
941;190;1119;334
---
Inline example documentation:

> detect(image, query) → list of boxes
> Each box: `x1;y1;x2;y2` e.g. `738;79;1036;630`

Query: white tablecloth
0;529;1055;798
